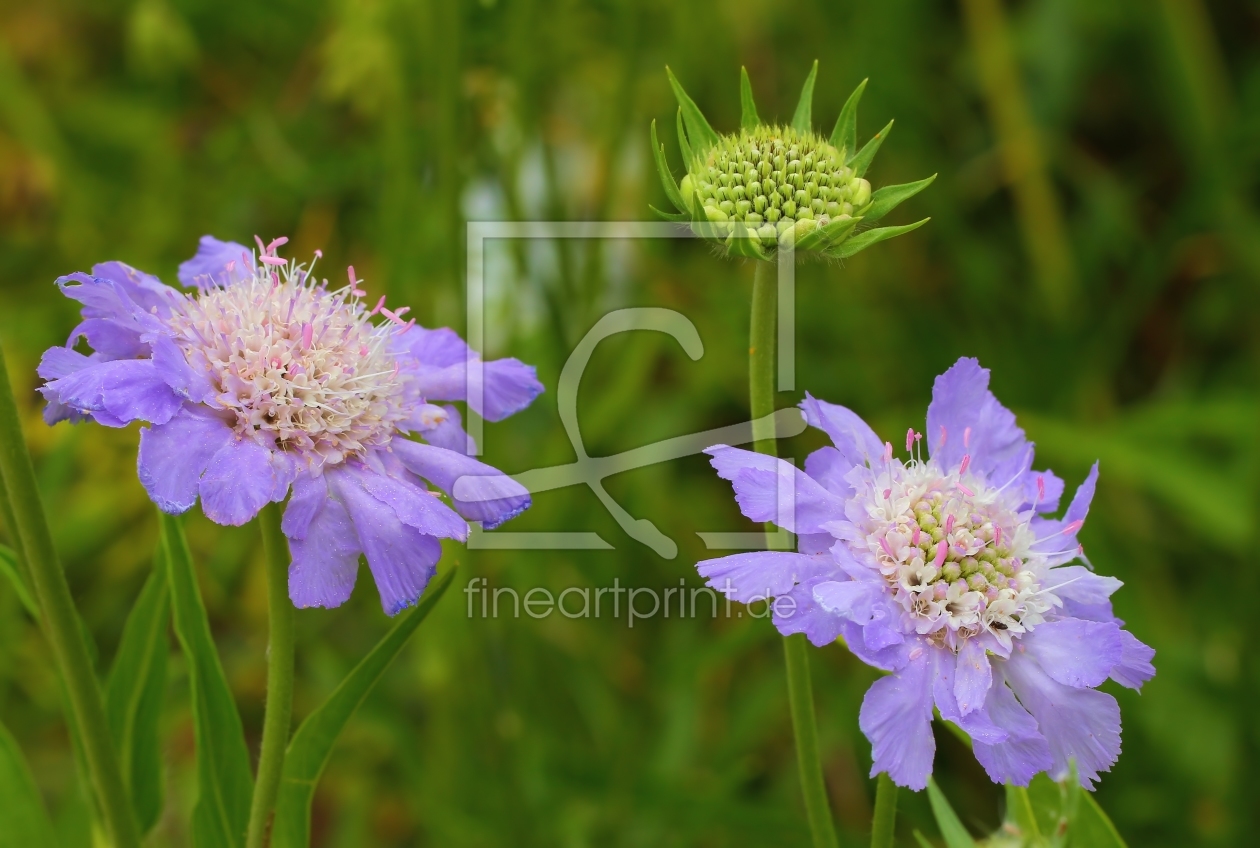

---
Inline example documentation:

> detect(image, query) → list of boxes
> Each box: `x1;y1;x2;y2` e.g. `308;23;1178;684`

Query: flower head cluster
652;64;934;260
697;359;1155;790
40;236;543;614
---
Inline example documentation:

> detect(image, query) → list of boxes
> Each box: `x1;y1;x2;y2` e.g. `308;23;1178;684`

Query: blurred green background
1;0;1258;845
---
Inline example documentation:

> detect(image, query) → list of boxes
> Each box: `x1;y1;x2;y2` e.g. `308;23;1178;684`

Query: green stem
0;341;140;848
245;502;296;848
749;260;839;848
870;773;899;848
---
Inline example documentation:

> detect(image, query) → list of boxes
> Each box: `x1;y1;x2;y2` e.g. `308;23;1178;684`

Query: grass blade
926;778;979;848
791;60;818;133
270;568;456;848
161;512;252;848
739;66;760;131
0;719;58;848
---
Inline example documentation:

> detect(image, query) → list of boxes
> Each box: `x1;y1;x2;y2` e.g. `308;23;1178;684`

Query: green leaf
829;77;867;158
1004;784;1044;843
675;107;694;167
739;66;760;131
0;719;58;848
849;118;894;177
926;778;979;848
913;832;934;848
725;220;768;260
795;214;863;253
790;59;818;134
650;119;686;212
665;67;719;153
0;543;37;618
1072;793;1127;847
826;218;930;259
862;174;937;224
648;204;688;222
105;551;170;836
161;512;252;848
270;568;456;848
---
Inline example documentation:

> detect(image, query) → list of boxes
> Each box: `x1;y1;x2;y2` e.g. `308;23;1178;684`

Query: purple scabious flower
696;358;1154;791
40;236;542;615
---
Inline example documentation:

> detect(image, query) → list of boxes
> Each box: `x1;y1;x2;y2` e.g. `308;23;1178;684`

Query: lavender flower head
40;236;542;614
696;358;1154;790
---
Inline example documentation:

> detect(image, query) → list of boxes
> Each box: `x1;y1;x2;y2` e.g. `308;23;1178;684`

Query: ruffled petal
773;567;849;646
287;474;362;610
931;648;1007;744
41;357;183;427
955;637;992;716
177;236;254;289
814;578;905;653
397;326;543;422
198;437;286;526
925;357;1032;484
137;406;234;513
1031;464;1099;561
1110;630;1156;691
56;272;169;360
1021;619;1123;689
407;403;475;454
799;393;883;470
391;440;530;529
90;261;182;317
329;466;443;614
859;652;936;790
343;463;467;541
1003;651;1122;788
970;673;1055;786
37;347;94;424
705;445;847;534
696;551;820;605
150;335;216;403
803;446;853;497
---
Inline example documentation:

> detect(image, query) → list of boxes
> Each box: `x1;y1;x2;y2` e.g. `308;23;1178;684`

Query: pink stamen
1036;475;1045;502
368;296;386;316
260;255;287;266
882;488;891;500
225;260;235;274
314;249;323;259
932;540;947;569
945;515;955;534
959;454;971;476
963;426;972;449
301;323;313;348
1062;519;1083;536
267;236;289;252
906;428;915;453
883;441;893;462
254;235;267;254
995;526;1003;546
957;482;974;497
912;525;920;546
880;537;895;557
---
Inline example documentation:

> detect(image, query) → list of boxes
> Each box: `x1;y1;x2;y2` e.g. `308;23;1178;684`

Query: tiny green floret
652;64;935;260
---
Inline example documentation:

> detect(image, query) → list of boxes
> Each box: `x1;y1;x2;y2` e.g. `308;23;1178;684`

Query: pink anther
932;540;947;569
260;255;287;266
1063;520;1083;536
880;537;895;558
945;515;955;534
882;488;892;500
959;454;971;476
912;525;921;546
884;441;893;462
266;236;289;252
963;426;972;449
368;296;387;316
314;249;323;259
255;235;267;254
1036;475;1045;502
995;526;1003;546
957;482;974;497
939;425;947;448
906;428;915;453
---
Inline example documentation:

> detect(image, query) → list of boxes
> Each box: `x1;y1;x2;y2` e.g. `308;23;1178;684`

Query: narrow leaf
849;119;894;177
827;218;930;259
829;78;868;157
105;552;170;835
161;512;252;848
650;119;686;212
862;174;937;224
790;60;819;133
675;108;694;167
913;833;934;848
739;66;760;131
926;778;979;848
795;214;863;253
0;543;38;618
0;719;58;848
649;204;689;223
665;67;719;153
1072;793;1127;847
725;221;768;260
1004;784;1043;843
270;568;456;848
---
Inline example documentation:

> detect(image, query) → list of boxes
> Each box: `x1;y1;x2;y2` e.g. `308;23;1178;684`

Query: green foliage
161;513;252;847
0;719;58;848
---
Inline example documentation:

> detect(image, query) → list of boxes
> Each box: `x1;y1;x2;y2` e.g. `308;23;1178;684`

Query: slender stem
870;773;899;848
246;501;296;848
749;260;839;848
0;341;140;848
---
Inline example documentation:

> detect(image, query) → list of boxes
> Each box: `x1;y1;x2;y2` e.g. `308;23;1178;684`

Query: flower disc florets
681;126;870;249
168;253;408;469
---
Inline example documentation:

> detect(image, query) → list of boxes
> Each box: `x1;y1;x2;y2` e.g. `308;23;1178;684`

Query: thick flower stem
749;260;839;848
0;341;141;848
246;501;296;848
869;773;899;848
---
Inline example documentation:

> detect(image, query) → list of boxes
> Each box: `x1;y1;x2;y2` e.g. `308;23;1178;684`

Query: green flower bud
652;65;935;257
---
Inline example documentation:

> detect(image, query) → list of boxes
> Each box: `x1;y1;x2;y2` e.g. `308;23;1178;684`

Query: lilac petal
331;467;443;614
773;568;848;646
410;358;544;422
971;675;1054;786
1046;565;1121;605
288;477;362;610
925;357;1032;484
392;440;530;529
1003;652;1122;788
705;445;846;534
409;403;475;454
859;652;936;790
282;472;329;541
56;272;168;359
955;637;992;716
178;236;253;289
150;335;215;403
1022;619;1123;689
1032;464;1099;560
932;649;1007;744
799;394;883;470
1110;630;1156;691
341;464;468;541
43;358;183;427
198;437;284;526
90;261;182;317
398;326;473;367
813;580;882;620
38;347;93;425
696;551;819;604
803;446;853;497
137;406;234;513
